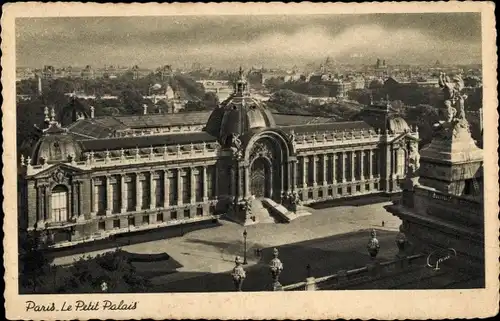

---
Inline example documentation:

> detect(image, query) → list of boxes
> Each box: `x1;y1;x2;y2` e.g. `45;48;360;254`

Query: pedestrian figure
382;221;385;227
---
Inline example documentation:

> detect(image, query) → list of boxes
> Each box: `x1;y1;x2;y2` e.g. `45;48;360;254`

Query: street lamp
243;229;248;265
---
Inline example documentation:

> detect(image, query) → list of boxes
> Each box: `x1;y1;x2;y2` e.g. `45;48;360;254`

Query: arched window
51;185;69;222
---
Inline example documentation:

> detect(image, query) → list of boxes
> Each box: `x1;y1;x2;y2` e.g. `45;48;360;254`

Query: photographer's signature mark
426;248;457;271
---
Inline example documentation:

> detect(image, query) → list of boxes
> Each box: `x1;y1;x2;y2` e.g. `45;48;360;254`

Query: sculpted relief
249;141;274;164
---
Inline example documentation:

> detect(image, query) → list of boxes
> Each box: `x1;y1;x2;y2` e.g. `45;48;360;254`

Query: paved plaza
53;199;402;290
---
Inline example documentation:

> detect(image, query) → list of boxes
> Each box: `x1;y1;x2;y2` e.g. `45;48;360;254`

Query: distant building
42;65;55;79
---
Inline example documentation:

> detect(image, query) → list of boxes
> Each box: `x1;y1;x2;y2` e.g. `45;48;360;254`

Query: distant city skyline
16;13;482;69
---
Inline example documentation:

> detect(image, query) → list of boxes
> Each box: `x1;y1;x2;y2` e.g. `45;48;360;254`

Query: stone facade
19;70;418;248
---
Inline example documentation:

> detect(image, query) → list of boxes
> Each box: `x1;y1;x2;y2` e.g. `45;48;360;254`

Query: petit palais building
18;72;419;248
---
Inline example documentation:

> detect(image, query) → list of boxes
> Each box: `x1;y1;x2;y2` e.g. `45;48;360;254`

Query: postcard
2;2;498;320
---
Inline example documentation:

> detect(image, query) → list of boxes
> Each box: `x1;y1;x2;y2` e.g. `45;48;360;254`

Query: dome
31;123;82;165
387;117;411;134
204;68;275;140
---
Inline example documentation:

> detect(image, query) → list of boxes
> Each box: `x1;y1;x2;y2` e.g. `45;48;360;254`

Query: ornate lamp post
243;229;248;265
269;248;283;290
231;256;246;291
367;229;380;260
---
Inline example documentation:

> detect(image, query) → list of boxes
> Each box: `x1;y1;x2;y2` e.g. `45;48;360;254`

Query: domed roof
31;121;82;165
205;68;275;140
387;117;411;134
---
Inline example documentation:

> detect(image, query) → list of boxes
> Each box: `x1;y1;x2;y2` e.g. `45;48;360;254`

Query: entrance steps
261;198;311;223
251;198;276;224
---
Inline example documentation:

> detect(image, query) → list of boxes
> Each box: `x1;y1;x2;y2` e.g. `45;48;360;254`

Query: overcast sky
16;13;482;69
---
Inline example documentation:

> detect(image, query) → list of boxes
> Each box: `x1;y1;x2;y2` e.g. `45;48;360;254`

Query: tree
58;250;151;293
120;88;145;114
19;230;54;293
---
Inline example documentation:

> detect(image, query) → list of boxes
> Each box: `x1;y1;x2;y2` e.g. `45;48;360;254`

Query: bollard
305;277;317;291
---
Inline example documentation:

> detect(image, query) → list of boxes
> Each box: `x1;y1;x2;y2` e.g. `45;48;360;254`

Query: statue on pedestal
436;72;470;140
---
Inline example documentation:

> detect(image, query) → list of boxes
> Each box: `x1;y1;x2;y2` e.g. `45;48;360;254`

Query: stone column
37;186;45;223
322;154;328;186
163;170;170;208
77;182;83;219
106;176;112;215
150;171;156;210
92;178;99;216
190;168;196;204
203;166;209;201
177;169;183;206
136;173;143;211
71;182;78;219
369;150;374;179
244;166;250;198
302;156;308;188
332;153;337;184
351;150;356;182
360;150;365;181
120;174;127;213
91;178;97;217
290;160;297;192
312;155;318;187
341;152;346;183
230;167;236;197
45;189;51;221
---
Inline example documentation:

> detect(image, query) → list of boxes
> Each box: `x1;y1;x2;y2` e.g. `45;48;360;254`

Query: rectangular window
197;207;203;216
51;188;68;222
195;173;203;202
318;190;323;198
98;221;106;230
356;185;361;192
374;182;379;191
169;175;178;204
155;177;164;207
347;186;352;194
206;166;215;199
126;181;135;211
96;184;106;215
182;175;190;204
373;151;379;176
307;157;314;186
128;216;135;227
345;153;352;182
328;187;333;196
336;154;342;182
142;177;150;210
171;211;178;220
355;151;361;181
363;152;369;178
184;209;191;219
365;184;370;191
315;158;322;184
326;154;333;184
112;182;120;214
113;219;120;229
209;205;216;215
337;187;342;195
157;213;164;222
308;190;313;199
142;215;149;225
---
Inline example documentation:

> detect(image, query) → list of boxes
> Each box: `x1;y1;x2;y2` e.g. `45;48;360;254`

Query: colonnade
91;165;215;216
295;149;379;189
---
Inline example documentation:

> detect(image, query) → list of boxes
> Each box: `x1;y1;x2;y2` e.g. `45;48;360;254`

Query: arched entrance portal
250;157;271;198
